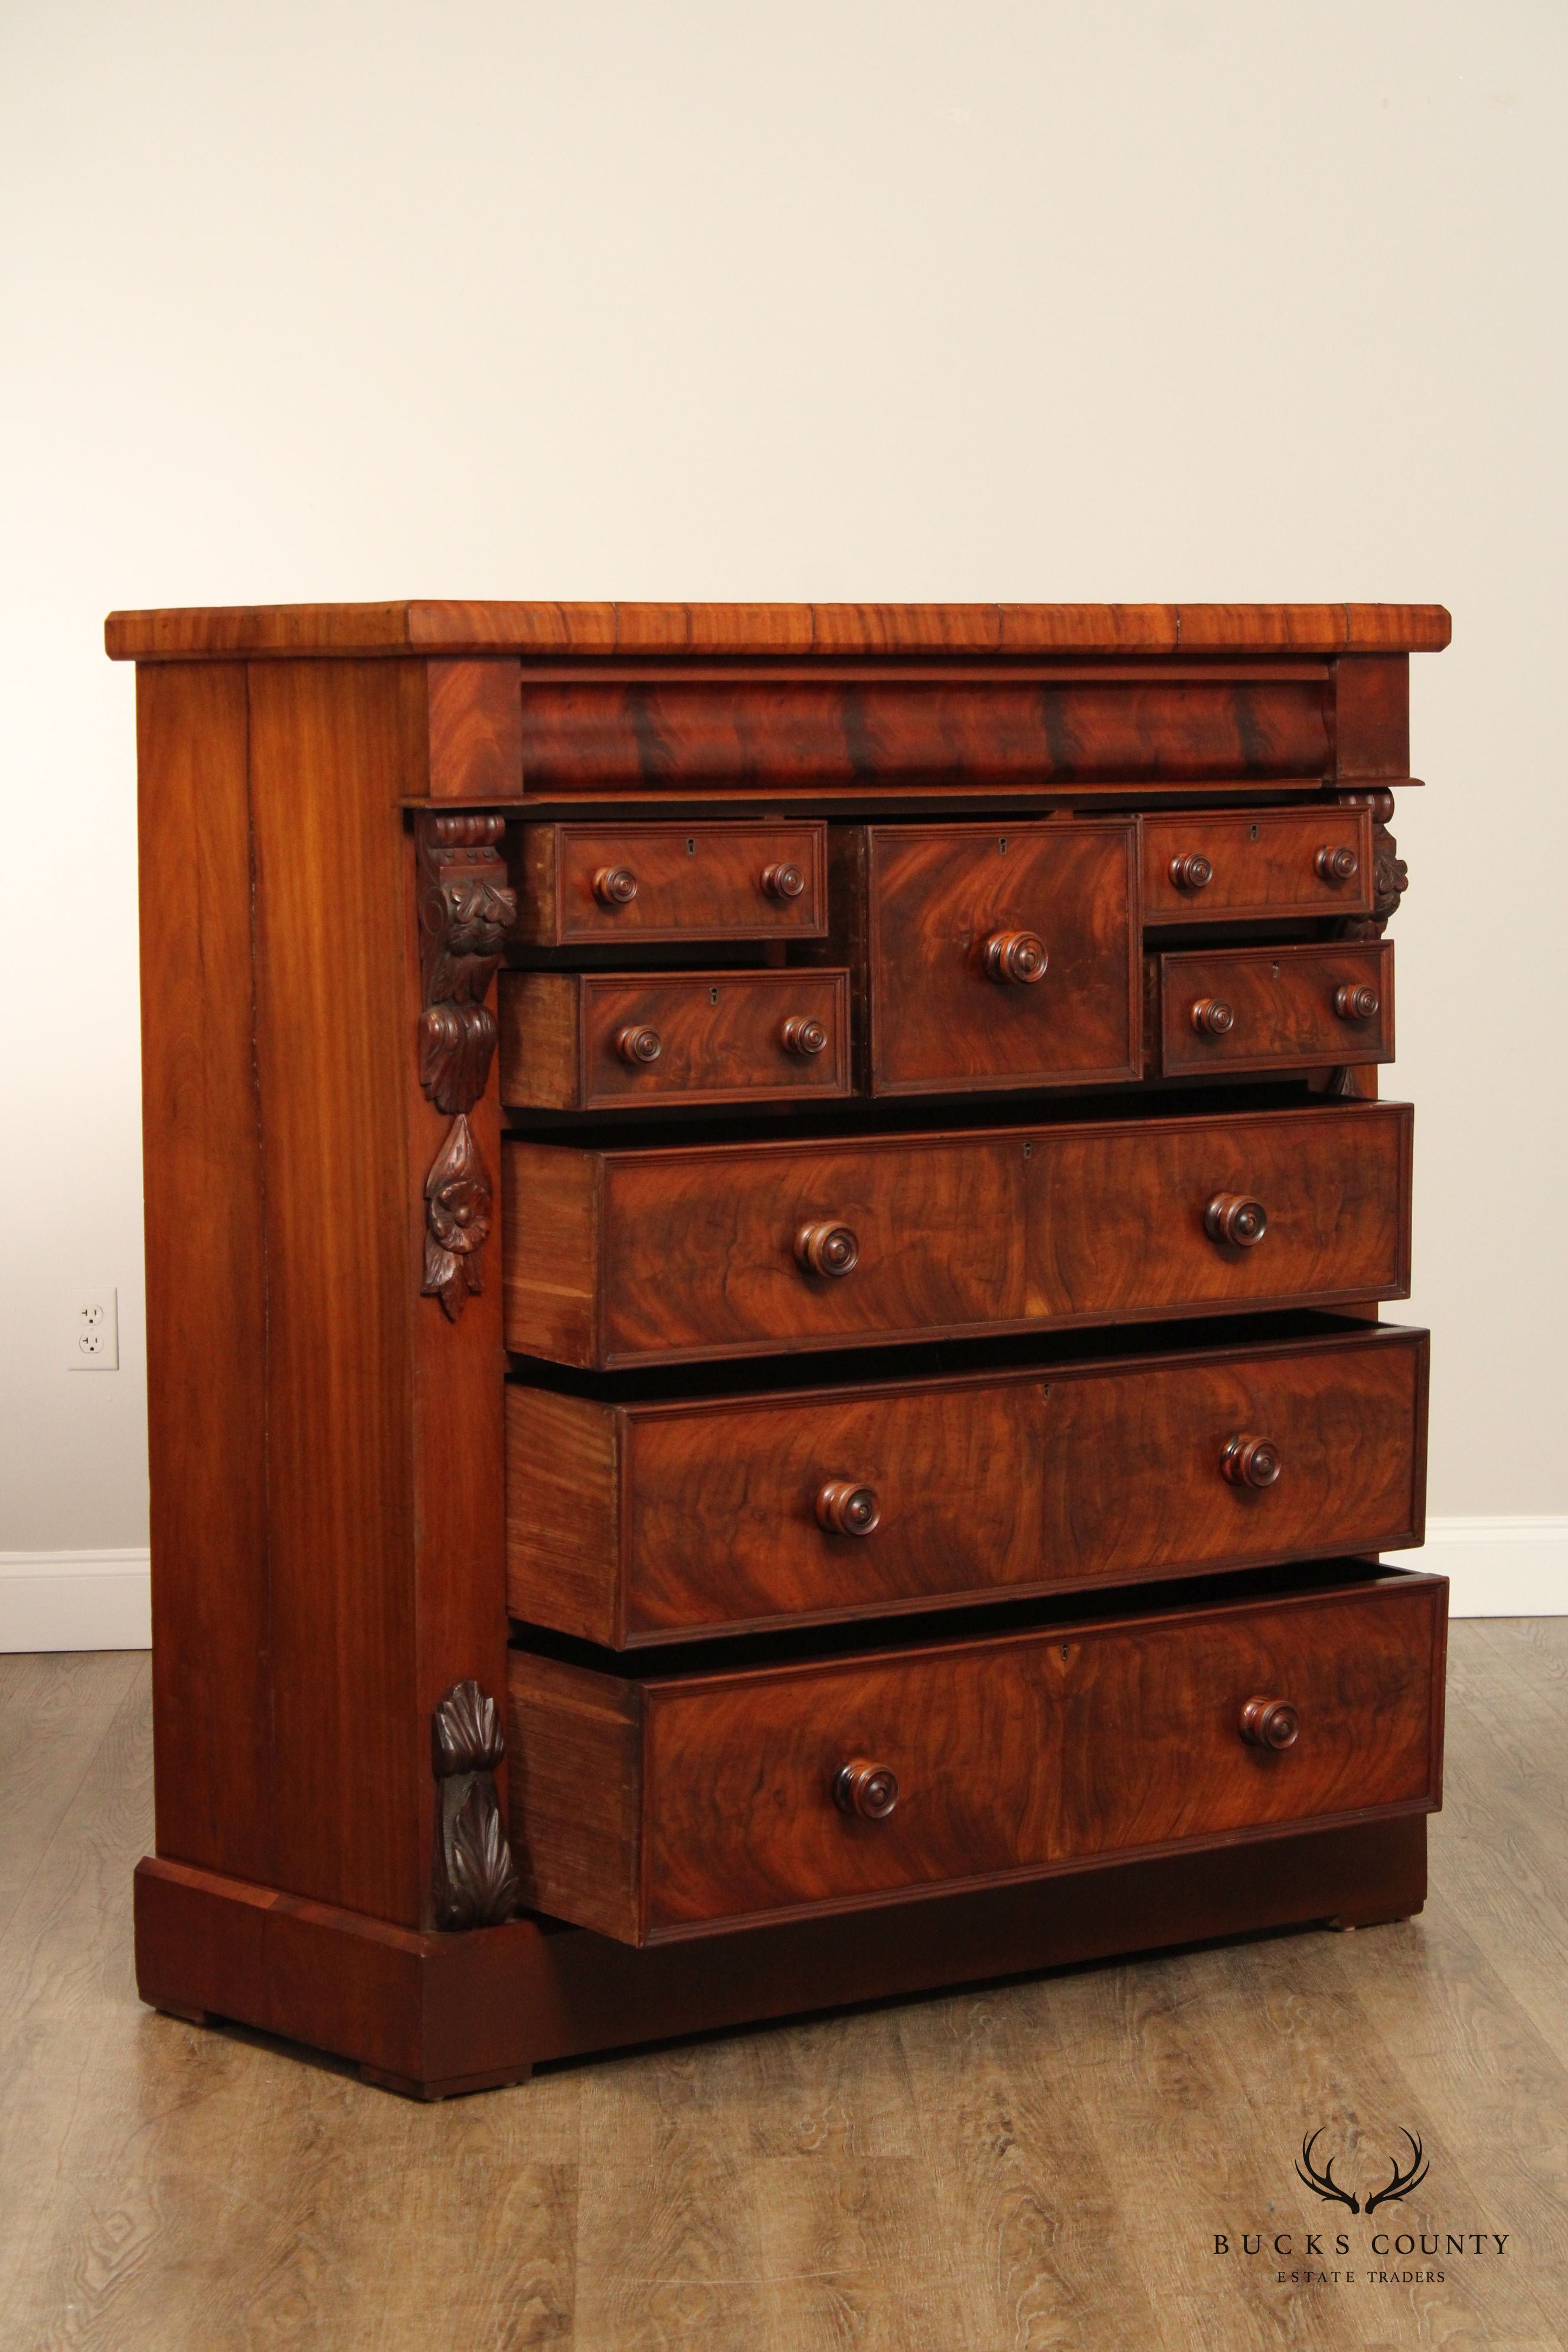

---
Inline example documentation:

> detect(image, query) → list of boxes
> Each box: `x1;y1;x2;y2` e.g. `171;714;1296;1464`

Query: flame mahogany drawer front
1141;806;1376;925
507;1571;1447;1944
1152;940;1394;1078
859;820;1141;1095
508;1324;1428;1645
502;1100;1412;1368
499;968;851;1109
510;821;829;945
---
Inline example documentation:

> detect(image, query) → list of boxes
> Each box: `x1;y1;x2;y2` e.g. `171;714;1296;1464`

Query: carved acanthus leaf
432;1679;520;1931
422;1113;492;1321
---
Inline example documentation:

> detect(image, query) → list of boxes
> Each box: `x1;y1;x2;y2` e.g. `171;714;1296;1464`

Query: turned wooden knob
816;1479;881;1536
1205;1193;1268;1247
1190;997;1236;1037
795;1220;859;1278
592;865;639;907
615;1025;661;1066
760;861;806;900
782;1015;828;1057
1240;1697;1299;1750
834;1759;899;1818
1334;982;1380;1023
1169;852;1213;891
1316;845;1360;884
1223;1433;1283;1489
982;930;1048;985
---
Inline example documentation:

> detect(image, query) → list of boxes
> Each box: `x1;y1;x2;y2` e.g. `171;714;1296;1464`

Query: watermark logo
1295;2126;1429;2215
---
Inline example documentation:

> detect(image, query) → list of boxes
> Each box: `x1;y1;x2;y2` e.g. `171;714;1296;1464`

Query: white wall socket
68;1291;119;1371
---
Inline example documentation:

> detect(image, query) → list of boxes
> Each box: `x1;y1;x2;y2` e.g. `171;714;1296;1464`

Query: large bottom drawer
507;1570;1446;1943
509;1322;1428;1644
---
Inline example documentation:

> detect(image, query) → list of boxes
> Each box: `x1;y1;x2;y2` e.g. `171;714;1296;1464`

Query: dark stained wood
420;659;524;799
502;1100;1413;1367
500;968;851;1110
1152;939;1394;1077
1331;654;1410;780
1141;804;1377;924
507;1324;1427;1645
133;1813;1431;2094
861;821;1139;1095
136;663;273;1885
105;600;1453;661
510;821;828;942
511;676;1334;795
507;1573;1447;1943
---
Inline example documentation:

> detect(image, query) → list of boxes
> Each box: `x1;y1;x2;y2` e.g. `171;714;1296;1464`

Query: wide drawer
499;968;851;1109
1141;806;1375;925
510;821;828;944
507;1570;1447;1942
860;820;1139;1095
508;1324;1427;1644
1152;940;1394;1077
502;1100;1413;1367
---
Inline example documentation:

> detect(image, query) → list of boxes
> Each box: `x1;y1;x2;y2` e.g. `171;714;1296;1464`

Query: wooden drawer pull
1315;845;1360;884
1222;1433;1283;1489
794;1220;859;1278
1334;982;1380;1023
760;861;806;900
1204;1193;1269;1248
1239;1696;1300;1750
781;1015;828;1057
834;1759;899;1819
1169;852;1213;891
615;1025;662;1066
815;1479;881;1536
592;864;639;907
982;929;1048;985
1190;996;1236;1037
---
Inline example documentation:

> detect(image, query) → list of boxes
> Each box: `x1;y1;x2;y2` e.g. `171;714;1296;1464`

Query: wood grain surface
863;820;1140;1095
508;1572;1446;1942
503;1100;1413;1367
507;1323;1427;1643
104;598;1455;660
500;968;851;1110
1152;940;1394;1078
511;821;828;943
1140;804;1376;923
8;1632;1561;2350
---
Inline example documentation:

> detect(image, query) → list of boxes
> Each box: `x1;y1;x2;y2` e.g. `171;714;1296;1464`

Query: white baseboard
0;1550;152;1651
1383;1516;1567;1619
0;1521;1562;1651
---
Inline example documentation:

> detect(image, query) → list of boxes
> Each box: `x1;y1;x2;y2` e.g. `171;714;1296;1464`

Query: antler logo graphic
1295;2128;1430;2215
1364;2130;1429;2214
1296;2129;1361;2213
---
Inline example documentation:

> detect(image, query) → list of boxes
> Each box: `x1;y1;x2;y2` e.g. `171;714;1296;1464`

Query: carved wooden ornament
416;814;515;1317
1338;788;1408;937
431;1679;520;1930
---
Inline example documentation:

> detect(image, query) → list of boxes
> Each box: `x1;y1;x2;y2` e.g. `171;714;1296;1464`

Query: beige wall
2;0;1563;1554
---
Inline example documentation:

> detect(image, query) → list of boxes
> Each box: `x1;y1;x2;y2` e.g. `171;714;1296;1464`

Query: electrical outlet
68;1291;119;1371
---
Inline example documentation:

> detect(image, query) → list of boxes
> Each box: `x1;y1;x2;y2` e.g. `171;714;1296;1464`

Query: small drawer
1141;806;1375;925
861;820;1139;1095
499;968;851;1110
510;822;828;945
507;1570;1446;1942
502;1099;1413;1368
508;1324;1428;1644
1153;940;1394;1077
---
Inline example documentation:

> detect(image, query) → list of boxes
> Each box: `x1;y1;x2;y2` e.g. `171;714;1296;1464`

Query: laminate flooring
0;1623;1564;2350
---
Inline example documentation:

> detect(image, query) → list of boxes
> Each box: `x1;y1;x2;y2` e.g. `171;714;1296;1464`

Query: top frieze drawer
511;822;828;945
1141;806;1375;925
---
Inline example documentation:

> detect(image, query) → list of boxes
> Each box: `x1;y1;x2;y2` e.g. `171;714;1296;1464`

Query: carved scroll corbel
416;815;515;1318
432;1679;520;1929
1337;786;1408;938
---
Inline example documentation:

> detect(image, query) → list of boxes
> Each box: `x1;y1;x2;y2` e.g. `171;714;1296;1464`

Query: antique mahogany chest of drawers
112;598;1449;2096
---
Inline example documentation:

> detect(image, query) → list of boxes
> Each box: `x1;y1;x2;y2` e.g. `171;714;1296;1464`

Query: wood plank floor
0;1625;1564;2350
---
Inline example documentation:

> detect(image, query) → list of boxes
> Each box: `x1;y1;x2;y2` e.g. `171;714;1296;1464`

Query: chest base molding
134;1814;1426;2099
